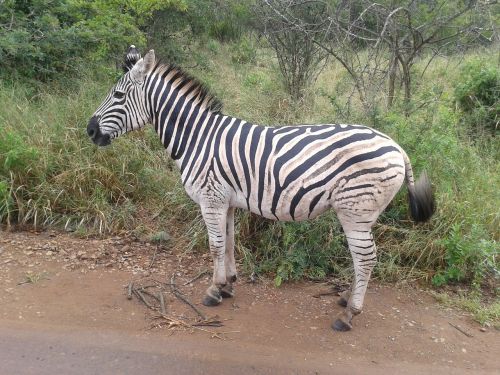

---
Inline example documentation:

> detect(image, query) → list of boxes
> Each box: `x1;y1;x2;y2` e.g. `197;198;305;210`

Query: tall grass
0;43;498;305
0;77;199;237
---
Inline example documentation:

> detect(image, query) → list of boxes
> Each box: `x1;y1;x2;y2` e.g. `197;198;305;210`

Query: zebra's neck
144;65;223;166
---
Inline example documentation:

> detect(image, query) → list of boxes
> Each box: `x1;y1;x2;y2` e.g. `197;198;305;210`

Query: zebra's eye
113;91;125;99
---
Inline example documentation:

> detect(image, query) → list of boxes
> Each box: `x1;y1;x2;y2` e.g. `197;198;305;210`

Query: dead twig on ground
170;274;207;321
150;314;225;339
127;282;133;300
127;275;224;337
133;288;154;310
312;290;339;298
182;269;210;286
159;291;166;315
138;288;161;302
148;245;158;270
449;322;474;338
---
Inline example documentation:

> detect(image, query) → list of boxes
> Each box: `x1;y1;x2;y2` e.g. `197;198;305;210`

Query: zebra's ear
143;49;155;71
123;45;141;73
130;50;155;83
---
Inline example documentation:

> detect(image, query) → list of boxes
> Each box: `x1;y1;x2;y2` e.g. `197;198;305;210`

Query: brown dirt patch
0;230;498;374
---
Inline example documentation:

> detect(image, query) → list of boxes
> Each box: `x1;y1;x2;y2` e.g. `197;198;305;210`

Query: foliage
454;58;499;134
255;0;328;100
432;224;498;289
147;0;253;63
257;0;498;111
0;0;186;81
237;213;347;286
205;1;253;42
230;37;256;64
0;77;196;232
432;292;500;327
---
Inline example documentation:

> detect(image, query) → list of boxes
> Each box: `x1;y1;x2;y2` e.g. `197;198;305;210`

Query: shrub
454;59;499;134
230;37;256;64
432;224;498;290
0;0;187;82
255;0;328;100
237;212;349;285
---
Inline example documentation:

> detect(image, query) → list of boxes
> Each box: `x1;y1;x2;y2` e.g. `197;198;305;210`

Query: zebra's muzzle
87;116;111;146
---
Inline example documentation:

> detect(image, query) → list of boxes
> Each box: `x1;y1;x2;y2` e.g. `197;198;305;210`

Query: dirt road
0;231;498;374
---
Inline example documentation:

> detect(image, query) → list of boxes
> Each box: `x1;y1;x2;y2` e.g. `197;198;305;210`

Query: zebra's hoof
220;284;234;298
332;318;352;332
337;297;348;307
202;293;222;306
202;286;222;306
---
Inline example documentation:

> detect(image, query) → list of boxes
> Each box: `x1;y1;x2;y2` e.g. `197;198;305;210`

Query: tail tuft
408;172;435;222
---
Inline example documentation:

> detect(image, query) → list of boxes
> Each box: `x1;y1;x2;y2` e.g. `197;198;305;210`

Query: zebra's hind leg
200;204;228;307
333;227;377;331
221;207;236;299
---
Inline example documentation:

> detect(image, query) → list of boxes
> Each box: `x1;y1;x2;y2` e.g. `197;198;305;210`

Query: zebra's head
87;47;156;146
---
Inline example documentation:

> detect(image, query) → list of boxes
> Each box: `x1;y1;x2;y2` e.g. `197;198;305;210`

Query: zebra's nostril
88;128;96;138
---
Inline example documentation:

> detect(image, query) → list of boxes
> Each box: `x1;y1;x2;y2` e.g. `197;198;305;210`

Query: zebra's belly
230;187;332;222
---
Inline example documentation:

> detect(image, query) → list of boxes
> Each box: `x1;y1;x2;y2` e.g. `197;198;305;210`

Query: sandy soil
0;230;498;374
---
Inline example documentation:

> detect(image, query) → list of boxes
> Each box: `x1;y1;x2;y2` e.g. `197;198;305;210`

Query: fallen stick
151;279;175;287
134;288;154;310
138;288;161;302
159;291;166;315
449;322;474;338
192;320;224;328
182;269;210;286
170;274;207;321
127;282;133;300
152;314;225;339
148;246;158;270
312;290;339;298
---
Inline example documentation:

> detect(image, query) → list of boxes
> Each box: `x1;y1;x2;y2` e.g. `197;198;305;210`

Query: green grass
0;41;498;306
0;75;197;238
432;291;500;328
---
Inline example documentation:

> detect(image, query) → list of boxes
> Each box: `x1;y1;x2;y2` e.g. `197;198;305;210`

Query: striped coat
88;48;435;331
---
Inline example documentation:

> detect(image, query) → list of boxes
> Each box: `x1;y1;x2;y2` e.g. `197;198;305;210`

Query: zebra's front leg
333;228;377;331
221;207;236;298
337;280;353;308
200;204;228;307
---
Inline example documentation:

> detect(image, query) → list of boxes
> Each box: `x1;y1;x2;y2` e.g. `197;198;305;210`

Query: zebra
123;45;141;73
87;48;435;331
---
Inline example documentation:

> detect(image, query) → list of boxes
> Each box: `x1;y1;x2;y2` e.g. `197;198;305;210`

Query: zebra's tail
401;150;435;223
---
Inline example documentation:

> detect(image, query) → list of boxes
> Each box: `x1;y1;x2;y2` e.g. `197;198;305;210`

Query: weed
150;231;171;244
20;271;49;285
432;224;498;289
432;292;500;328
230;37;256;64
454;58;499;134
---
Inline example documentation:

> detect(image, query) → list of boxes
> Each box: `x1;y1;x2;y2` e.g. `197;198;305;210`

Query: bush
230;37;256;64
0;0;187;82
454;59;499;134
236;212;349;285
432;224;498;289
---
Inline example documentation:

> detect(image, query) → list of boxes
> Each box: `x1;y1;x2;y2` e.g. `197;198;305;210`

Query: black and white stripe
88;48;435;331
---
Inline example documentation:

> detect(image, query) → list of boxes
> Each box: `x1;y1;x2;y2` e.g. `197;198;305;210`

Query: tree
259;0;498;114
255;0;329;101
0;0;187;81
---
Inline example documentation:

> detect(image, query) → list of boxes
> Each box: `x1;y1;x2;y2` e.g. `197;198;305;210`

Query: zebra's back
203;121;406;222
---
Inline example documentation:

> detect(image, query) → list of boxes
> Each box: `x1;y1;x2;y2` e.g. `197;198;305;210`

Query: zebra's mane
151;60;223;114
